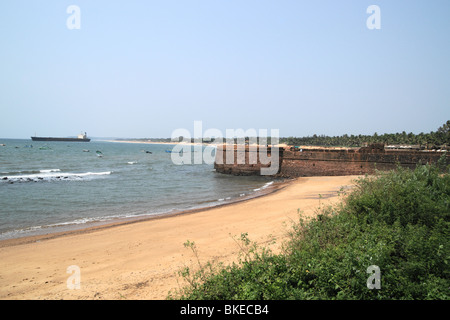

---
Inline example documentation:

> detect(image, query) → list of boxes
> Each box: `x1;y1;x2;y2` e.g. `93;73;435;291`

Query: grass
169;158;449;300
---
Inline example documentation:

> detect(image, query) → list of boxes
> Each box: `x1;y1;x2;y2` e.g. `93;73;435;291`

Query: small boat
165;149;183;153
96;150;103;157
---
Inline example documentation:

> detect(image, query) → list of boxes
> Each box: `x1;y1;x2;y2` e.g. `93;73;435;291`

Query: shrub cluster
170;161;449;300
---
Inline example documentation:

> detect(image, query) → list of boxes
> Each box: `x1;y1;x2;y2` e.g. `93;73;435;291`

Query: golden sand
0;175;358;300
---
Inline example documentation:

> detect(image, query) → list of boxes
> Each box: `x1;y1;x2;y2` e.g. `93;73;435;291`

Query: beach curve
0;175;359;300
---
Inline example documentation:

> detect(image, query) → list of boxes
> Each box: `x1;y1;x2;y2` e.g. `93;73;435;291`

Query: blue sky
1;1;449;139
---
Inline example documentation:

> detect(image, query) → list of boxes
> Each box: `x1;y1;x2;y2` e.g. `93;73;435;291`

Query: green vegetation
170;160;449;300
117;121;450;149
280;120;450;148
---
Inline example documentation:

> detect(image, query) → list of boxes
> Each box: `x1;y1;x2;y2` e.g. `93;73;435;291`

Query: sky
0;0;449;139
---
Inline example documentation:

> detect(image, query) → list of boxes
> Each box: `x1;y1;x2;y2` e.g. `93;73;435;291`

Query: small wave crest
1;171;112;183
0;211;163;240
253;181;274;192
39;169;61;173
216;181;274;203
0;169;61;175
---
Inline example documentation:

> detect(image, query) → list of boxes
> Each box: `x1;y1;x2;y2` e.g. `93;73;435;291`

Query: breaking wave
1;170;112;183
253;181;274;192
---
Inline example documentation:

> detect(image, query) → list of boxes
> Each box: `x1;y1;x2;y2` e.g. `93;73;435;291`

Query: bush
170;163;450;300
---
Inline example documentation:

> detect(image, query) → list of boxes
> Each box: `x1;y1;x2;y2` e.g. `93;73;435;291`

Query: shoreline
100;139;289;148
99;139;209;146
0;178;290;248
100;140;181;145
0;175;359;300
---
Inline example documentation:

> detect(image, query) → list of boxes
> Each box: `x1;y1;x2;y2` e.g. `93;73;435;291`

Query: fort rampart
213;144;448;177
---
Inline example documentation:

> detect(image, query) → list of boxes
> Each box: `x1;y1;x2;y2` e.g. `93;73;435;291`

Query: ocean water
0;139;275;240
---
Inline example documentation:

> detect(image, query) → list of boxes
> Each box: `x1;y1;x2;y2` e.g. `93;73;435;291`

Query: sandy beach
0;175;359;300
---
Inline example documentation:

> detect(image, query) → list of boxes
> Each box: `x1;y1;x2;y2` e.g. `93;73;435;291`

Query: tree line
119;121;450;149
279;120;450;148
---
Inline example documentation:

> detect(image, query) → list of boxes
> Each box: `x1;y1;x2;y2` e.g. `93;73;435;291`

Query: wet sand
0;175;359;300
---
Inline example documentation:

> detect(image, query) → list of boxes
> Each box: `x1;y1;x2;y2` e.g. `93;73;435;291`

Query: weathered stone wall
213;145;280;176
214;144;448;177
278;148;440;177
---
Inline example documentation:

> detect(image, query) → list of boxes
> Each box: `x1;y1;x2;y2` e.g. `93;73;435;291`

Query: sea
0;139;276;241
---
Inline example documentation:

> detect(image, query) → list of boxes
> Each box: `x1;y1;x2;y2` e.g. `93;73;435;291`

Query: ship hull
31;137;91;142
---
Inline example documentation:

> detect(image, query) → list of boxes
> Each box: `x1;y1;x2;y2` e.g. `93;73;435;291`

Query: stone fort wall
213;144;448;177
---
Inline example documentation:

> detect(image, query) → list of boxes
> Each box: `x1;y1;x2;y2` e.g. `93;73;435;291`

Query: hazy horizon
1;1;449;139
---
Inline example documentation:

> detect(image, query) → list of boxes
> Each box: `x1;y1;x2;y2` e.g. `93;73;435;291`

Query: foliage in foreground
169;161;450;300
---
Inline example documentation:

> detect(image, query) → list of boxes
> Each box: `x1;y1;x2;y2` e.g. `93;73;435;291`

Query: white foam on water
1;169;60;175
0;209;176;240
253;181;274;191
39;169;61;173
1;171;112;183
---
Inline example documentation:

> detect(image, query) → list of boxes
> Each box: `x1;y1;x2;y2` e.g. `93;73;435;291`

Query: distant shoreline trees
118;121;450;149
279;120;450;148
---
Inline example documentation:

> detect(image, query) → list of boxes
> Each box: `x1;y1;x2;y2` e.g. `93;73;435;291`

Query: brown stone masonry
213;144;449;177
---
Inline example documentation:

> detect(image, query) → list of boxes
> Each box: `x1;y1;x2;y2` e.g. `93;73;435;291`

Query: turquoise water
0;139;275;240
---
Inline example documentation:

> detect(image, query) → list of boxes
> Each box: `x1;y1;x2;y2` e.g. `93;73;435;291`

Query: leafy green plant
170;163;450;300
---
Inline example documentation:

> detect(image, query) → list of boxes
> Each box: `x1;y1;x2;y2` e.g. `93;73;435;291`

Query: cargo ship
31;132;91;142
